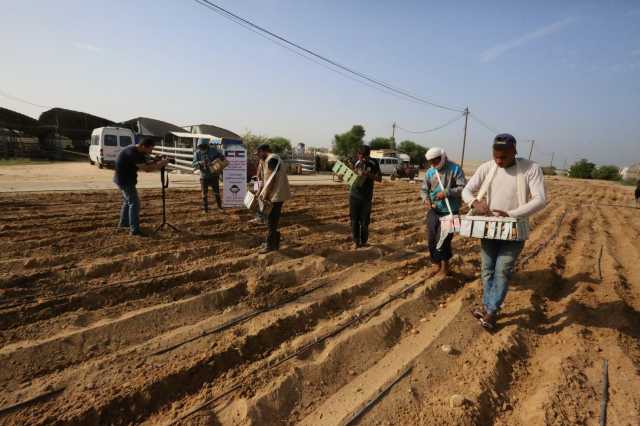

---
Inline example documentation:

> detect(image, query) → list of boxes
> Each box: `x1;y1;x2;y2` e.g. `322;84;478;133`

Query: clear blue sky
1;0;639;166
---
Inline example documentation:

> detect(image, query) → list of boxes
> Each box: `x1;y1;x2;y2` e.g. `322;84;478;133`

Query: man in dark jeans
256;144;292;253
420;147;466;276
113;138;168;236
350;145;382;248
192;139;225;212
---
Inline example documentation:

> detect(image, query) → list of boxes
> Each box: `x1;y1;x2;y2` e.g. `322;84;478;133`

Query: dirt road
0;177;638;425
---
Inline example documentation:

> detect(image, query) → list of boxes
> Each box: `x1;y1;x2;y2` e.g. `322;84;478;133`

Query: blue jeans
481;239;525;314
118;184;140;233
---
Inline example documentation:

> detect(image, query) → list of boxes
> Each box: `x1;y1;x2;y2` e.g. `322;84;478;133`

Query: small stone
420;317;427;323
412;329;420;335
449;394;467;408
502;402;512;411
349;370;357;376
439;303;446;308
441;344;453;354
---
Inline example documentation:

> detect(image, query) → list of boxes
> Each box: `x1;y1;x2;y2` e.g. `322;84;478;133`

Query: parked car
89;126;135;168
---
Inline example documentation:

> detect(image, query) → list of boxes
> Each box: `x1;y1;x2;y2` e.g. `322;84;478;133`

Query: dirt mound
0;177;638;425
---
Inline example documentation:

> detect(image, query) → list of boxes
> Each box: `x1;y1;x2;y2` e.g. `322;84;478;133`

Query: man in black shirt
350;145;382;248
113;138;168;236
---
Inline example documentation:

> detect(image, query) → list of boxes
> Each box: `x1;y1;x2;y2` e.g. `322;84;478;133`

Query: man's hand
435;191;446;201
491;209;509;217
472;200;490;215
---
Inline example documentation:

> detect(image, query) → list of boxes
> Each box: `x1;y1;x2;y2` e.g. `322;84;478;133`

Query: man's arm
447;167;466;199
420;172;432;203
138;158;168;172
260;158;280;199
462;166;484;206
507;164;546;218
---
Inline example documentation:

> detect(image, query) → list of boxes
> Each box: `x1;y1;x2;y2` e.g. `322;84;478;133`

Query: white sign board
222;144;247;208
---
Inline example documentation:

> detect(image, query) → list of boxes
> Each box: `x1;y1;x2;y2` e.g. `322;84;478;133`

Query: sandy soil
0;176;638;425
0;162;340;192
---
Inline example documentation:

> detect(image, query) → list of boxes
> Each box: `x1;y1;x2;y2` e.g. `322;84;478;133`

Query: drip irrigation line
0;387;66;417
168;275;431;424
599;359;608;426
193;0;464;113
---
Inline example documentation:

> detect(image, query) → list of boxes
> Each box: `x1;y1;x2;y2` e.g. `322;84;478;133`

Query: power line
193;0;464;113
0;89;50;109
469;112;499;134
396;113;465;134
193;1;428;107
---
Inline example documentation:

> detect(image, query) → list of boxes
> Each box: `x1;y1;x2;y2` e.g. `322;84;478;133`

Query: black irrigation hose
599;359;608;426
167;276;430;424
0;387;66;418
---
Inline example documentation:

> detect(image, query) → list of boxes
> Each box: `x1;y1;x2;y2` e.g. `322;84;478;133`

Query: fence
152;145;194;172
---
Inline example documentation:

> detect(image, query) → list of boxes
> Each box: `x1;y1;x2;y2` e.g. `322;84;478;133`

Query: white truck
89;127;136;168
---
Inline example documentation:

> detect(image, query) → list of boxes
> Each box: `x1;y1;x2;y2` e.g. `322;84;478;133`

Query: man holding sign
420;147;466;277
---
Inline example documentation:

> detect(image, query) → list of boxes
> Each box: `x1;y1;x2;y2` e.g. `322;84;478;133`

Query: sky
1;0;639;167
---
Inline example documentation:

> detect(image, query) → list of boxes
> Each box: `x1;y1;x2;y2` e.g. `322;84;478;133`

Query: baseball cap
493;133;517;149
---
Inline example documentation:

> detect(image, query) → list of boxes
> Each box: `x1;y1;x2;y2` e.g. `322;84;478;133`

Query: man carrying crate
462;134;546;330
350;145;382;248
420;147;466;277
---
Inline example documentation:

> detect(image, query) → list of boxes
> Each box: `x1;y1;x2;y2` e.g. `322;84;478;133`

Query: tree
242;131;270;158
267;136;292;155
592;165;621;181
568;159;596;179
332;125;365;160
397;140;428;166
369;137;394;150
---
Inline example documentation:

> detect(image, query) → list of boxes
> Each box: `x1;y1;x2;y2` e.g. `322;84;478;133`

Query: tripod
154;167;180;233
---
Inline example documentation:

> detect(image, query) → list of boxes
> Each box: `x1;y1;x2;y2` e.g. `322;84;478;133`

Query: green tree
568;159;596;179
369;137;394;150
241;131;270;158
332;125;365;160
592;165;621;181
267;136;292;156
397;140;428;166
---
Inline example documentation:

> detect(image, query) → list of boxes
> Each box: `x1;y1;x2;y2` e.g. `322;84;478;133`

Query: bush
592;165;621;181
369;137;394;150
568;159;596;179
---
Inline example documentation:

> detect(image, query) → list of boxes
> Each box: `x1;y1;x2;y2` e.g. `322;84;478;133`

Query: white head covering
425;147;447;170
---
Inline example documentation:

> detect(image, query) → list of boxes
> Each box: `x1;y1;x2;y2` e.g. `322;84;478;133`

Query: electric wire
193;0;464;113
193;0;426;107
0;89;50;109
395;113;465;134
469;112;499;134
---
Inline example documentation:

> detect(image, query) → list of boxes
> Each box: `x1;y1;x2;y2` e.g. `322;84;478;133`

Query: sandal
471;307;485;320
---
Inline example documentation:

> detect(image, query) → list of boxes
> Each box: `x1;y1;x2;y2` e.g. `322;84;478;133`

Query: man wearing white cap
420;147;466;276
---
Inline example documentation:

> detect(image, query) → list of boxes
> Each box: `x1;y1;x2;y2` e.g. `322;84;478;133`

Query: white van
89;127;136;168
376;156;401;175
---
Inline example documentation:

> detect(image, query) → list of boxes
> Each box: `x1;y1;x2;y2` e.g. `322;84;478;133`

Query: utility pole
391;122;396;149
528;140;535;160
460;107;469;169
550;152;555;168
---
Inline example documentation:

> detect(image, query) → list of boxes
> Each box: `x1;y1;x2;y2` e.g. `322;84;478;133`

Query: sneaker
471;307;485;320
259;245;276;254
479;312;496;331
130;230;147;237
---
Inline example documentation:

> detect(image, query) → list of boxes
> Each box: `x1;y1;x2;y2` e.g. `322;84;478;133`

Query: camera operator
192;139;225;212
113;137;168;237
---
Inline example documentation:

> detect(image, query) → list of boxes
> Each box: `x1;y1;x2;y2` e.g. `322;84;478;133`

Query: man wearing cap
192;140;225;212
420;147;466;276
350;145;382;248
462;134;546;330
256;144;292;253
114;138;169;236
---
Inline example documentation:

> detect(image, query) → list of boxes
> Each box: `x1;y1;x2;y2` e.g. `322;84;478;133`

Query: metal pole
460;107;469;169
528;140;535;160
550;152;555;168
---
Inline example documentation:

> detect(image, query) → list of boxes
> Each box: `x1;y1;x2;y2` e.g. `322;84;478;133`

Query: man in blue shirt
420;147;466;276
192;140;225;212
114;138;168;236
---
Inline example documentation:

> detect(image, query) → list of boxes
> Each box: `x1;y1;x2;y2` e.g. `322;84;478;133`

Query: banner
222;143;247;208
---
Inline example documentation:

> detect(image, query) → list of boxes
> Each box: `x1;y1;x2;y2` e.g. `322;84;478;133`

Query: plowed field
0;177;639;425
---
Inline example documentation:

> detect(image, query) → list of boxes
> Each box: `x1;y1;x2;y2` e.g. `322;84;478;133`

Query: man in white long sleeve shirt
462;133;546;330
